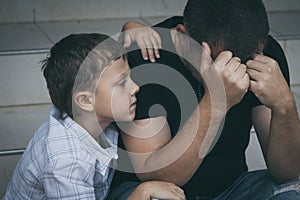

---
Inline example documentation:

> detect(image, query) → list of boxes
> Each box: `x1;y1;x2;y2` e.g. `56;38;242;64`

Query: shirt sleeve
42;158;96;200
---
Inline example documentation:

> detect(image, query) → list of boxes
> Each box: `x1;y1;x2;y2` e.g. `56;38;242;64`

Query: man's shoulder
264;35;281;52
264;35;285;59
264;35;290;85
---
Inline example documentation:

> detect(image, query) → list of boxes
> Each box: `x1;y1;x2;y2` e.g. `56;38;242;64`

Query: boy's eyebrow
117;70;130;80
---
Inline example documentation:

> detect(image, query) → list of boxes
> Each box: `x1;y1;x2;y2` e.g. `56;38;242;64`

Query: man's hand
248;54;300;183
201;42;249;111
246;54;294;111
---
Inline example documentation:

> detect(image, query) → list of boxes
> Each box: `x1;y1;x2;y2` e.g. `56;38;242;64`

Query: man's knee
271;181;300;200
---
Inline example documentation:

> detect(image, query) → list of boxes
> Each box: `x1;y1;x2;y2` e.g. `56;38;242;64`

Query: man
110;0;300;199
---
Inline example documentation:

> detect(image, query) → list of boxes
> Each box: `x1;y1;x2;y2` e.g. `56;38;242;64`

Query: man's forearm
137;93;226;186
267;98;300;183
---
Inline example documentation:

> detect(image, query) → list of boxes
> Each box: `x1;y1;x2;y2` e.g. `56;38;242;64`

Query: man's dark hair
183;0;269;62
41;33;125;119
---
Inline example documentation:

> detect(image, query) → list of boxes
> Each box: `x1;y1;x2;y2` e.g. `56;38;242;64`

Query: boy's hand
121;21;162;62
128;181;185;200
149;181;185;200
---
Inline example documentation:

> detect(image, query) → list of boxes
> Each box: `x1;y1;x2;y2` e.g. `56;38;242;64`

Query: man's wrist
272;96;296;115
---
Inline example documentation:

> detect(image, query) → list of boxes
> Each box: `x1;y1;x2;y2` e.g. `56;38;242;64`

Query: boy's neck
75;114;112;147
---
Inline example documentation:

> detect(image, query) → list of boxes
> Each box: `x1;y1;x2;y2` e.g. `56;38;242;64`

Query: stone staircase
0;0;300;197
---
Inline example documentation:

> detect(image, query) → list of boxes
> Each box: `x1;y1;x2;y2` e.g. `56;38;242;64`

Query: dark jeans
108;170;300;200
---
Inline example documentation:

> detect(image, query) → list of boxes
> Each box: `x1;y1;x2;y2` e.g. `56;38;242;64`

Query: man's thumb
200;41;212;72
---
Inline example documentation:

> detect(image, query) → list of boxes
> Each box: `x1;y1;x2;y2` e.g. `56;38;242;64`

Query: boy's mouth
129;99;137;110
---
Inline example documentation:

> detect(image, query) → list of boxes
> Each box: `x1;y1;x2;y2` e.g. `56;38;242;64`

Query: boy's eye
118;79;127;87
118;72;130;87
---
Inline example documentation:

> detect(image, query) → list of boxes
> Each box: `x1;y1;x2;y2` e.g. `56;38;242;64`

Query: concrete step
0;53;50;107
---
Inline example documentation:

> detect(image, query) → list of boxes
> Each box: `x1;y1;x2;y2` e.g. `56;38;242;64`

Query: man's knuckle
266;66;273;73
270;59;278;66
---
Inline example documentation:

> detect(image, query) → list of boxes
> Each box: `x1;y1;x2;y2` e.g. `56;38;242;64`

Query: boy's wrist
123;21;146;31
136;182;152;199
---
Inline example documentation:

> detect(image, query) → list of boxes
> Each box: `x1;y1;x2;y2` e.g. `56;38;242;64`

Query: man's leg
215;169;300;200
107;181;141;200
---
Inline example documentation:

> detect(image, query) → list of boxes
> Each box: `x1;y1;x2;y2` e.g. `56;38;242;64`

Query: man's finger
226;57;241;73
249;80;258;93
214;51;233;70
247;68;263;81
235;64;247;79
253;54;275;65
246;60;266;72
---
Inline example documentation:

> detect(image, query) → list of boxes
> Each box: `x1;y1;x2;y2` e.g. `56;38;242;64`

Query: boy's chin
127;109;136;121
128;112;136;121
115;112;135;122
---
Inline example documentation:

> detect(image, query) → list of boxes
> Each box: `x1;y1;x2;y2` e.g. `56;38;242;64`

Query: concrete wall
0;0;186;23
0;0;299;24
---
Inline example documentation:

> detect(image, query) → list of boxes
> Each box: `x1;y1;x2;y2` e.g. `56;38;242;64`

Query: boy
4;33;185;200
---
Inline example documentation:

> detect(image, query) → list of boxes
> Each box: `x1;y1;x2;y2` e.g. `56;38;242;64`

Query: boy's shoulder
5;108;119;199
45;107;119;163
24;107;91;163
24;106;94;164
22;106;119;171
44;107;95;162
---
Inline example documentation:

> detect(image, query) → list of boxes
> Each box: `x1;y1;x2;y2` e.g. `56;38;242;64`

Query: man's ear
175;24;187;34
174;23;191;55
73;91;94;112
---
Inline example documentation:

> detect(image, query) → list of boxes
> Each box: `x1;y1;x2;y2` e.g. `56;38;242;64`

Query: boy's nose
131;80;140;95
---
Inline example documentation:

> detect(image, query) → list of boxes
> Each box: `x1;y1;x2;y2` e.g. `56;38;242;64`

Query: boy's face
94;57;139;123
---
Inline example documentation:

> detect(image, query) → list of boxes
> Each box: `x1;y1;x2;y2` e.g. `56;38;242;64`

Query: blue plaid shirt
4;106;118;200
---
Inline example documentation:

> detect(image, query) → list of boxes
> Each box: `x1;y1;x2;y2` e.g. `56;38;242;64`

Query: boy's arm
121;44;250;186
43;158;96;199
120;21;161;62
121;93;222;186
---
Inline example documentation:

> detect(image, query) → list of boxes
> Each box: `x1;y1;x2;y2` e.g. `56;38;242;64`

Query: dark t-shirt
111;16;290;197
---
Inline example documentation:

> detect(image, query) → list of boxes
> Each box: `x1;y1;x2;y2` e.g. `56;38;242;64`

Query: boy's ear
74;91;94;112
175;24;187;34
